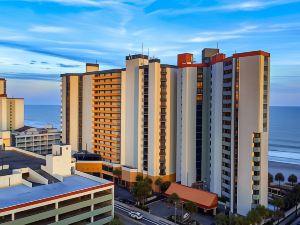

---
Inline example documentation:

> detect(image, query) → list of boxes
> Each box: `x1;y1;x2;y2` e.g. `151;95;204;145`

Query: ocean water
25;105;61;129
24;105;300;164
269;106;300;164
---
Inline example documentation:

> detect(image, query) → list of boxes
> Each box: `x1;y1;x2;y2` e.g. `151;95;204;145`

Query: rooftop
0;150;45;176
165;182;218;210
0;175;107;211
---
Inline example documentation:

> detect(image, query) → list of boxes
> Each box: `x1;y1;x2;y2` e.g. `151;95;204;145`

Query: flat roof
0;175;109;211
0;150;45;176
61;68;125;77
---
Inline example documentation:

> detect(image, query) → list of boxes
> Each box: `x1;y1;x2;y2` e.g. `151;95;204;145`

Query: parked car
128;211;143;220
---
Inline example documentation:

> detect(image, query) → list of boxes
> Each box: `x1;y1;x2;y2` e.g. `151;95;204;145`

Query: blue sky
0;0;300;106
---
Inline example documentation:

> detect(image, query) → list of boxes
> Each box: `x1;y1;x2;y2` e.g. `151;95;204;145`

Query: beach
269;160;300;182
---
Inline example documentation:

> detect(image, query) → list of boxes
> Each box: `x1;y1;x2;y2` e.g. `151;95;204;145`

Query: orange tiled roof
165;183;218;210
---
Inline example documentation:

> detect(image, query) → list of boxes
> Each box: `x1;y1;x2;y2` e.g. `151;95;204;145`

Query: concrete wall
0;173;22;188
44;145;73;177
82;75;93;152
61;76;67;144
148;61;161;177
177;67;197;186
122;57;148;169
210;62;223;195
69;76;79;151
167;67;177;176
237;55;268;215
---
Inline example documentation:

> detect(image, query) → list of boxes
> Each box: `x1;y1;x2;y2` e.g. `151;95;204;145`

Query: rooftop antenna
217;42;219;49
142;42;144;65
96;59;98;64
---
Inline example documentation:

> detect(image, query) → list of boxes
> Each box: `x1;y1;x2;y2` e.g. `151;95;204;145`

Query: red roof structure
165;183;218;210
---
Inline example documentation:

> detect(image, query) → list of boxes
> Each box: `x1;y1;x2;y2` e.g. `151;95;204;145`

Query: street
115;200;175;225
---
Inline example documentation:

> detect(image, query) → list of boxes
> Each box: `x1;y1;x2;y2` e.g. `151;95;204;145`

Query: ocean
24;105;300;164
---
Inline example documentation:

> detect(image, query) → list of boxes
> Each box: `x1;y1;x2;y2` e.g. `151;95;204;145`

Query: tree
285;184;300;216
275;172;284;189
288;174;297;186
112;168;122;185
160;181;171;193
215;213;229;225
132;177;152;206
246;205;272;225
168;193;180;224
255;205;271;221
184;201;198;221
109;216;124;225
272;198;285;223
268;173;273;185
247;208;262;225
155;177;162;193
136;174;143;182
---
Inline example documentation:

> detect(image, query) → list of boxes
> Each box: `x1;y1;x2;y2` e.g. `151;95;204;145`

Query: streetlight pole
174;202;177;224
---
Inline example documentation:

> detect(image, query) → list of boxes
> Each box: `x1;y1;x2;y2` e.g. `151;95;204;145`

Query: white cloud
148;0;300;16
29;25;71;33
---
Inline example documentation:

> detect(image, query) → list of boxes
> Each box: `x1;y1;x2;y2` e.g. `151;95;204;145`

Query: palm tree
275;172;284;189
255;205;271;221
168;192;180;224
112;168;122;185
160;181;171;193
247;208;262;225
272;198;284;223
135;174;143;182
155;177;162;193
184;201;198;221
215;213;229;225
132;177;152;206
268;173;273;185
288;174;297;186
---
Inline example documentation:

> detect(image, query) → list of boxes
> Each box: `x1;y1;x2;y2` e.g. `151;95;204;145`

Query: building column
213;208;216;216
12;213;15;221
91;193;94;223
55;202;59;222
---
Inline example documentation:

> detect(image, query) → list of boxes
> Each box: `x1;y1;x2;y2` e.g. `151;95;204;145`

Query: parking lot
114;186;215;225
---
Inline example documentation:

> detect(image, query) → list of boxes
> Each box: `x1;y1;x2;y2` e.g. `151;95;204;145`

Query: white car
128;211;143;220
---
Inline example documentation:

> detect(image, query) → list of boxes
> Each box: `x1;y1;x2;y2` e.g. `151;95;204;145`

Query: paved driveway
148;199;214;225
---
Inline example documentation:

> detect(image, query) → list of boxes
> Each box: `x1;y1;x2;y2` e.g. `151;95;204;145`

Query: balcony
252;185;260;191
252;176;260;181
253;147;260;152
253;157;260;162
252;166;260;171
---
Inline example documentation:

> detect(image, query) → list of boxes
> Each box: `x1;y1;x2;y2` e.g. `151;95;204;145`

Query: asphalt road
115;201;175;225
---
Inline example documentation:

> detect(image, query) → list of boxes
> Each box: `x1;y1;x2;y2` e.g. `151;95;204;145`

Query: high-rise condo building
62;57;177;186
0;78;24;131
61;48;269;216
61;63;99;152
176;49;270;216
121;56;177;186
0;78;7;97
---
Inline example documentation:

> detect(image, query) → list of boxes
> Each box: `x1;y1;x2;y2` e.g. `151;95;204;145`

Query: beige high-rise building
176;50;270;216
121;57;177;186
62;56;177;186
0;78;7;97
61;63;98;152
0;78;24;131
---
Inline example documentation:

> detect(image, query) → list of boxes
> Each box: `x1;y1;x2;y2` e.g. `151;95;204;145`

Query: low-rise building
12;125;61;155
0;145;114;225
0;131;11;150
